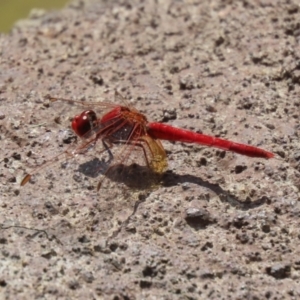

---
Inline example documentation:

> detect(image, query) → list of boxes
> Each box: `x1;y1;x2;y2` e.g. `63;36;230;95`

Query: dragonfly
20;91;274;190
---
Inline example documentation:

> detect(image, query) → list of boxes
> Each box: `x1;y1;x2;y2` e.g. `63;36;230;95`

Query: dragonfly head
72;110;97;138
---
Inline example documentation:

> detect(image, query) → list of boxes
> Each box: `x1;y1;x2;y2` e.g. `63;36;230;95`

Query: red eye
71;110;97;138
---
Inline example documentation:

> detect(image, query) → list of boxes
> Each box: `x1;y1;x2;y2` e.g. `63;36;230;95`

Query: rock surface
0;0;300;299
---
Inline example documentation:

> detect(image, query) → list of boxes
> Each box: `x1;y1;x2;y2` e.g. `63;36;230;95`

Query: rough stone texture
1;0;300;299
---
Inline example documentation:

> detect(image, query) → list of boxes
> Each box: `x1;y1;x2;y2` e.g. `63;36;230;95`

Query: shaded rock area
1;0;300;299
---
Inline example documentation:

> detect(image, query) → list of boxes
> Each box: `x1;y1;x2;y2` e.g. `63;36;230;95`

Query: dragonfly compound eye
72;110;97;138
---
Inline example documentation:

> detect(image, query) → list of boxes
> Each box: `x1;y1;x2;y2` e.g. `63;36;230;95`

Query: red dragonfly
21;91;274;190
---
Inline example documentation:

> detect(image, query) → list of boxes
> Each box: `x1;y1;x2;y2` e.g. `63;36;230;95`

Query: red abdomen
147;122;274;159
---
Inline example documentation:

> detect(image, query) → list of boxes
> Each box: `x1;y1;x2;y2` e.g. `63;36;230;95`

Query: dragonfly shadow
77;160;267;210
161;170;268;211
77;158;161;190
